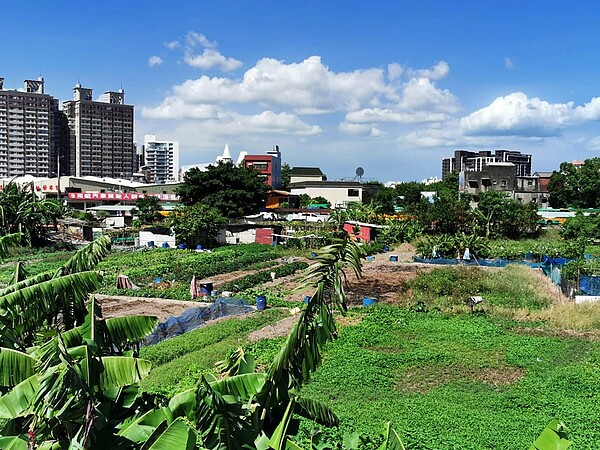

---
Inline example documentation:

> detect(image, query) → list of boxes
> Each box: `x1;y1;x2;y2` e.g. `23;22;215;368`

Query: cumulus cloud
387;63;404;80
165;40;181;50
460;92;579;137
184;48;243;72
186;31;217;49
142;99;322;136
162;56;393;113
344;77;458;126
148;56;164;67
504;57;514;70
176;31;244;72
408;61;450;80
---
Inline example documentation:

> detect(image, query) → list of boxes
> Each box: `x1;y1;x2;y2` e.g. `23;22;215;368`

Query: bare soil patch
247;313;300;342
97;294;211;321
397;364;525;393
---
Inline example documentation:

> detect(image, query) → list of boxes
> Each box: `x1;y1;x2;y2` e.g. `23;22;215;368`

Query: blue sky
4;0;600;182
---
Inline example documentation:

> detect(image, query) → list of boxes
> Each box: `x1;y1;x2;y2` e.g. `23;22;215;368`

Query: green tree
176;162;269;218
395;181;424;207
548;158;600;208
562;212;600;240
476;191;539;238
133;195;163;225
310;196;331;208
299;194;312;208
167;203;228;248
0;182;64;246
371;187;398;215
281;163;291;190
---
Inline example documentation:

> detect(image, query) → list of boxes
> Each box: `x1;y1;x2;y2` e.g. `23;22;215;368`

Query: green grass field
296;305;600;448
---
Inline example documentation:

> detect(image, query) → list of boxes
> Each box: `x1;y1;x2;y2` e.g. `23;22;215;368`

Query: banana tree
116;233;364;449
0;235;112;348
0;182;64;247
0;296;158;449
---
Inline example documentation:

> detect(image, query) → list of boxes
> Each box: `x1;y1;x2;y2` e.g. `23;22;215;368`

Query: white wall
290;174;323;184
290;186;362;208
137;230;177;248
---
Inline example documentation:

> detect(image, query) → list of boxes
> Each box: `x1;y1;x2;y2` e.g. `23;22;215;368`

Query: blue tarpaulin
143;298;255;345
578;275;600;296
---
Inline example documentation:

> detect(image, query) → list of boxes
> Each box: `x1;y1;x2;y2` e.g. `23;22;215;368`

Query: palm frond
106;315;158;349
56;235;111;277
0;348;35;387
0;374;39;419
0;271;101;345
294;396;339;427
0;272;53;298
8;261;29;285
0;233;22;259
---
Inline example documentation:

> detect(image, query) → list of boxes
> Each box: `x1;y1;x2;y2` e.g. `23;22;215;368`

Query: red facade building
243;145;282;189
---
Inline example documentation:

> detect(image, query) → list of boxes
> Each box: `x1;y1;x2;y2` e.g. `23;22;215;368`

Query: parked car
286;212;328;223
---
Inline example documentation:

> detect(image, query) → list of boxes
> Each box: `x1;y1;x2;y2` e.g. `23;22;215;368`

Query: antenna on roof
355;166;364;181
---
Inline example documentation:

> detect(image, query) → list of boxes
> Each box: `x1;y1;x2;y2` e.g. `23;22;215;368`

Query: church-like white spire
216;142;233;163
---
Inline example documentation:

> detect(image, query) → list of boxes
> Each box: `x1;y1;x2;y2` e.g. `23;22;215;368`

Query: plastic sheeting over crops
412;256;547;269
143;298;255;345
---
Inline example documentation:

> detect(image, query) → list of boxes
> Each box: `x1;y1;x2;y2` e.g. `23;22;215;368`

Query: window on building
481;178;491;187
348;189;360;197
501;180;507;187
468;180;479;188
253;162;268;170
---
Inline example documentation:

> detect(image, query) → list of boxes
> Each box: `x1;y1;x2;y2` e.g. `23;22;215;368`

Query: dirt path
97;294;211;321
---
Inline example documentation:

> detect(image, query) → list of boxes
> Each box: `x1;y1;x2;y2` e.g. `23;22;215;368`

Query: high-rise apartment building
142;134;179;182
63;85;134;178
442;149;532;179
0;77;66;178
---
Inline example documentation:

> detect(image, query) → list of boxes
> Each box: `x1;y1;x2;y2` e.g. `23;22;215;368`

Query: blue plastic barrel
366;255;375;262
256;295;267;310
310;252;318;258
389;255;398;262
147;241;155;247
383;245;389;252
162;242;169;248
196;244;203;250
179;243;187;250
304;295;312;304
362;297;376;307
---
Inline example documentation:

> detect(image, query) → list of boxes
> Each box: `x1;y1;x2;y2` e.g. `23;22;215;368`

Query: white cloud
573;97;600;121
173;31;242;72
460;92;576;137
387;63;404;80
166;56;393;113
408;61;450;80
148;56;164;67
344;77;458;125
185;31;216;48
339;122;371;135
184;48;243;72
504;57;514;70
165;40;181;50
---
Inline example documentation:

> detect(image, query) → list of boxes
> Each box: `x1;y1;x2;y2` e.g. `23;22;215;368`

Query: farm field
2;238;599;447
297;305;600;448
